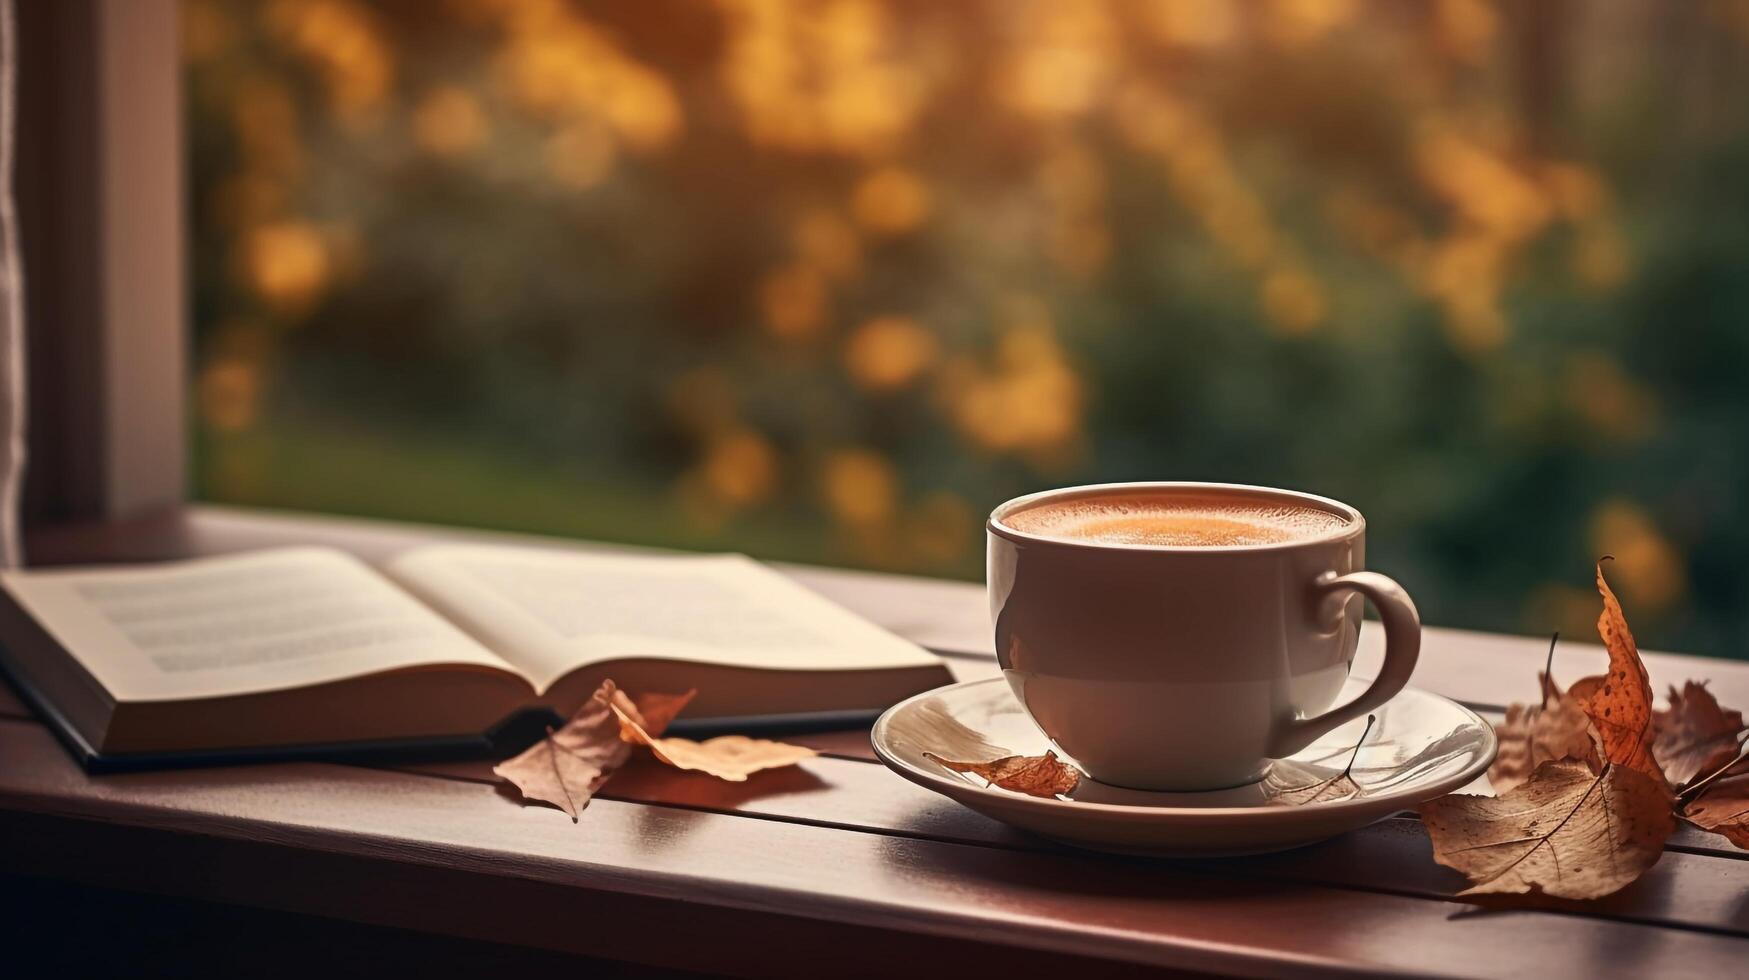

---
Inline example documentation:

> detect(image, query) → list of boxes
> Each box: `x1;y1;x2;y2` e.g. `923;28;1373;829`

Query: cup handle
1266;570;1421;759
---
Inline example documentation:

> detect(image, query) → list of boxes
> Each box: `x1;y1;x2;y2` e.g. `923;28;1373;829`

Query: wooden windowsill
7;503;1749;975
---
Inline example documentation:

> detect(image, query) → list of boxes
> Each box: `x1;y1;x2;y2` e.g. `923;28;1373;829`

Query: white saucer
872;676;1496;857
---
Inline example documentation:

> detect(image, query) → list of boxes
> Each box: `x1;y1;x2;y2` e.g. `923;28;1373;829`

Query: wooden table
4;506;1747;977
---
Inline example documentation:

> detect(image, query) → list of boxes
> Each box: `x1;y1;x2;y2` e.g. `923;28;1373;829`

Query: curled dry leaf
1576;563;1669;792
612;702;817;782
1424;567;1692;901
925;751;1081;799
1653;681;1745;789
1489;669;1600;794
1420;759;1674;900
1684;765;1749;849
493;680;634;821
626;688;698;737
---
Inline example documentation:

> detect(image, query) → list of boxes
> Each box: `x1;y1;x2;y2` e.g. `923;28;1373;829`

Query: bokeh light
186;0;1749;657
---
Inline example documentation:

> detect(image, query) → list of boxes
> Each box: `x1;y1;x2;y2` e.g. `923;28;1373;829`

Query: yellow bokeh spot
1138;0;1237;48
546;121;618;190
265;0;394;123
698;428;779;507
822;448;898;527
488;2;683;151
1265;0;1359;48
413;87;489;157
844;315;938;390
758;264;830;340
1419;233;1509;354
714;0;925;155
998;0;1116;119
1417;132;1552;242
851;167;931;235
242;221;331;311
941;313;1085;462
1112;82;1192;155
1111;87;1285;279
1435;0;1497;63
602;70;685;152
1006;47;1107;119
1590;501;1687;614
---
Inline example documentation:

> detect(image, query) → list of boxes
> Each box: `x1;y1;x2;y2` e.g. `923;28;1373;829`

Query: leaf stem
1540;632;1560;704
1342;715;1377;780
1677;732;1749;802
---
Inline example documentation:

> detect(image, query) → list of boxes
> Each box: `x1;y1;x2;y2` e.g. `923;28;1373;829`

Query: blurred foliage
188;0;1749;657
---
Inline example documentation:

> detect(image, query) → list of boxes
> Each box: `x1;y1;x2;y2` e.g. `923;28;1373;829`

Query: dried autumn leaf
1575;563;1668;792
612;702;817;782
1684;766;1749;849
617;688;696;738
1420;759;1674;900
493;680;632;821
1489;659;1601;794
1652;681;1745;788
924;751;1081;799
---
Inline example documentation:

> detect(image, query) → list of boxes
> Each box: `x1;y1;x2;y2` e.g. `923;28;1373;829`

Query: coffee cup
987;482;1420;791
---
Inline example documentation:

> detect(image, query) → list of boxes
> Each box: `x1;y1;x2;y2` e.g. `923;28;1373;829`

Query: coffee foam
1002;494;1351;547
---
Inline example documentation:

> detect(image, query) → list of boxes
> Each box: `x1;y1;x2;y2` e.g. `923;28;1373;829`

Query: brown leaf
612;702;817;782
1420;759;1675;900
1652;681;1745;789
493;680;632;821
1684;767;1749;849
1575;563;1669;792
924;751;1081;799
1489;672;1600;794
619;688;696;738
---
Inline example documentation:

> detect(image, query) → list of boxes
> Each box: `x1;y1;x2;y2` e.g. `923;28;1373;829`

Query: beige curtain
0;0;23;568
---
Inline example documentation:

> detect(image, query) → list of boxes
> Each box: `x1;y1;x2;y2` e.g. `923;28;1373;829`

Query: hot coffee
1001;491;1351;547
987;482;1420;790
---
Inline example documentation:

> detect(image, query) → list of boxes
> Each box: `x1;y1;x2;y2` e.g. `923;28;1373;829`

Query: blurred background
185;0;1749;658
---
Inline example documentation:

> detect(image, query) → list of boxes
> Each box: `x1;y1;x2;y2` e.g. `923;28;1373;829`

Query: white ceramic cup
988;482;1420;791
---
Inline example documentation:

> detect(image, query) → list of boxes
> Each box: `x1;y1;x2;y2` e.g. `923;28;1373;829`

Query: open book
0;544;951;770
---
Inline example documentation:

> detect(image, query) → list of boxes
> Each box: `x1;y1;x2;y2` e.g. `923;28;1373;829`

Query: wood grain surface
6;505;1749;978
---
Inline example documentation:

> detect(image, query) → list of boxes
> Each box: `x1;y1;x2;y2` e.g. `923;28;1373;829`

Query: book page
0;547;518;702
385;544;942;694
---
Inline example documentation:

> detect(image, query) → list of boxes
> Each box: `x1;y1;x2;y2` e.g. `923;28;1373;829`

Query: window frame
17;0;184;530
